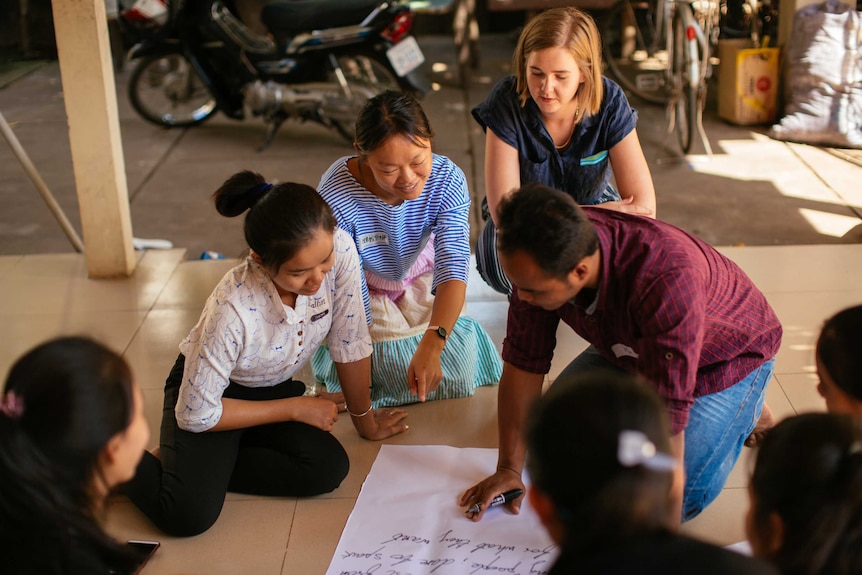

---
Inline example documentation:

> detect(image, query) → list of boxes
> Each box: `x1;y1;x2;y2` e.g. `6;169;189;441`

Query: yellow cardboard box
718;39;780;125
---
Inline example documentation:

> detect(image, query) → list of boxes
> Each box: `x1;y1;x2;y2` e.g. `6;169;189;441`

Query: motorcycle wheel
327;52;402;142
128;53;218;128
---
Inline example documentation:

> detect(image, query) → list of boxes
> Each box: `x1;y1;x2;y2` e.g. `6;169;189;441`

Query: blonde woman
473;7;655;295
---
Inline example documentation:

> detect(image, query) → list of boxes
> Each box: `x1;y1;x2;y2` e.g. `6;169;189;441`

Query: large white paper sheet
326;445;558;575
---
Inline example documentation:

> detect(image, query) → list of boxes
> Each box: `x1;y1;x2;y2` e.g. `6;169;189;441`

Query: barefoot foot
745;403;775;448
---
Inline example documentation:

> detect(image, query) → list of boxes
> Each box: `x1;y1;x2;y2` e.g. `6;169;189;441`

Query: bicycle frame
664;0;717;153
665;0;710;92
675;1;705;88
603;0;745;154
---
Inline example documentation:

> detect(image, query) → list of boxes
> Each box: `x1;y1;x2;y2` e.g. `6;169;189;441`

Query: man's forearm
497;362;545;473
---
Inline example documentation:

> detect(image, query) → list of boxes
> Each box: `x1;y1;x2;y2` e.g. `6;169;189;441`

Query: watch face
437;326;448;339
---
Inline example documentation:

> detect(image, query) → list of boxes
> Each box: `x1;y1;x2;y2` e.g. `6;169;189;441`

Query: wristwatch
427;325;448;341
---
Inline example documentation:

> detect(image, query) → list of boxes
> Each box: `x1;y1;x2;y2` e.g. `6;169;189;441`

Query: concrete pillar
51;0;135;278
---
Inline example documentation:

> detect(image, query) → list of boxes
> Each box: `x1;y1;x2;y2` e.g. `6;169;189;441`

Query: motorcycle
121;0;429;149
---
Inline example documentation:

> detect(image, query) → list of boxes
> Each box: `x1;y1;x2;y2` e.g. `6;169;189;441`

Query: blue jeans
556;346;773;521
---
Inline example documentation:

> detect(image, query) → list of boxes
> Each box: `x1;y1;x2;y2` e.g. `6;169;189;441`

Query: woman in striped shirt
312;91;502;407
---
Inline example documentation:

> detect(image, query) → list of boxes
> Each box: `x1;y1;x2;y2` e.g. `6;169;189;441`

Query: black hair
212;170;337;271
0;336;139;573
817;304;862;401
354;90;434;154
750;412;862;575
496;183;599;278
525;370;674;552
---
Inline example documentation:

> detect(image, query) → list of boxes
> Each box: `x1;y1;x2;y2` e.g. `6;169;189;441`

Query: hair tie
618;430;676;472
0;390;25;420
248;182;273;204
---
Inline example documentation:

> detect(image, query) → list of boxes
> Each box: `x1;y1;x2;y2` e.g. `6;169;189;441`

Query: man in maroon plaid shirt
461;183;782;523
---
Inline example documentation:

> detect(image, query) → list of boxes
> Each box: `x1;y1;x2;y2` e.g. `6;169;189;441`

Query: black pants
123;354;349;536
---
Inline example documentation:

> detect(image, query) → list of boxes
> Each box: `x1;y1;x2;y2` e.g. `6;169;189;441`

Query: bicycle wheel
671;8;697;153
128;53;218;128
602;0;672;105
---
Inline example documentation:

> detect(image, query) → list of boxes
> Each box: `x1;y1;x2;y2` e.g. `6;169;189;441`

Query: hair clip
618;430;677;472
0;390;25;420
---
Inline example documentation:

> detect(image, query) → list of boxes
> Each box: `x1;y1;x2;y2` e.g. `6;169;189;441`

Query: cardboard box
718;39;780;125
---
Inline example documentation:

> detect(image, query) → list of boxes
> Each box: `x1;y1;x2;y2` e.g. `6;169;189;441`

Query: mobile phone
126;540;160;574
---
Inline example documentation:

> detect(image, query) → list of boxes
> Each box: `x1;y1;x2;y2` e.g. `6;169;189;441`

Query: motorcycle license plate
386;36;425;77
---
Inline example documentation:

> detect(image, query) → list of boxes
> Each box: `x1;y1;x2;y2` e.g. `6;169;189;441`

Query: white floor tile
152;258;238;310
768;290;862;374
0;310;148;383
776;372;827;415
123;308;203;390
0;250;184;314
718;244;862;294
0;255;22;279
105;498;295;575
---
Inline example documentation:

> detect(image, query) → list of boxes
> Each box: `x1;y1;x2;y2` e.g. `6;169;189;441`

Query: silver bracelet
346;404;373;417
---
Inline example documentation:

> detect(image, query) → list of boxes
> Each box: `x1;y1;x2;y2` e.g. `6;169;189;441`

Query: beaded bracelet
346;404;373;417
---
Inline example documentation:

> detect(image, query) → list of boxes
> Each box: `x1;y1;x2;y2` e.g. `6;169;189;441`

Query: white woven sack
770;0;862;148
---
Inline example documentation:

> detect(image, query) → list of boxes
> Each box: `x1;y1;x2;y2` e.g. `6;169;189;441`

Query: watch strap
427;325;448;340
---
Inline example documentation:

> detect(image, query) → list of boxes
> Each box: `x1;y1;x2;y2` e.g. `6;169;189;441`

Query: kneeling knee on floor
159;501;224;537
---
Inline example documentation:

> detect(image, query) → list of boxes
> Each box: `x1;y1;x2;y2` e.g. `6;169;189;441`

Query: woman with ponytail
0;336;150;574
746;412;862;575
523;371;777;574
124;172;408;537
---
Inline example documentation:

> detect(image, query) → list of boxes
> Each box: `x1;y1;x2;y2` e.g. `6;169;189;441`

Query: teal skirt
312;315;501;407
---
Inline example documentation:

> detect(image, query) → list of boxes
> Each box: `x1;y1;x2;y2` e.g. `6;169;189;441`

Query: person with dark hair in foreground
0;336;150;574
461;183;782;522
815;304;862;416
747;412;862;575
525;370;778;574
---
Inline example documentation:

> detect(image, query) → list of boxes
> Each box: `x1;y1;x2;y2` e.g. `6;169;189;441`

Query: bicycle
602;0;722;153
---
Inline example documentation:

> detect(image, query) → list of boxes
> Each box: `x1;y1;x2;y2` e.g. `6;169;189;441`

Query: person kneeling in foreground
461;183;782;522
525;371;778;574
124;172;408;537
0;336;150;575
747;412;862;575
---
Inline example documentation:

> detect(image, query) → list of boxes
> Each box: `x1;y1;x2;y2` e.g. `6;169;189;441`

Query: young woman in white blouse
124;171;408;536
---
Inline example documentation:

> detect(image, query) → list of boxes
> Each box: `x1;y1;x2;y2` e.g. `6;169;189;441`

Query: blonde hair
513;7;604;117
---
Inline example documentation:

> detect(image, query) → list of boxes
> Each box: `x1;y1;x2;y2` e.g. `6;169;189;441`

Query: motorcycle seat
261;0;390;38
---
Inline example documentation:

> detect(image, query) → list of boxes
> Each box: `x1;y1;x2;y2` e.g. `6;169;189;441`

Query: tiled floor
1;244;859;574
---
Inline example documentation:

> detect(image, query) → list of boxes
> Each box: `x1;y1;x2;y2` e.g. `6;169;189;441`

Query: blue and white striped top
318;154;472;316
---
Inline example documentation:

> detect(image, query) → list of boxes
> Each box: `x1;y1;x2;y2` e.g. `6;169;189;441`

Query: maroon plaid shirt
503;208;782;433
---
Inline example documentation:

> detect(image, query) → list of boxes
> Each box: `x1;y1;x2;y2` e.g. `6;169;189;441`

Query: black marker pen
467;488;524;514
